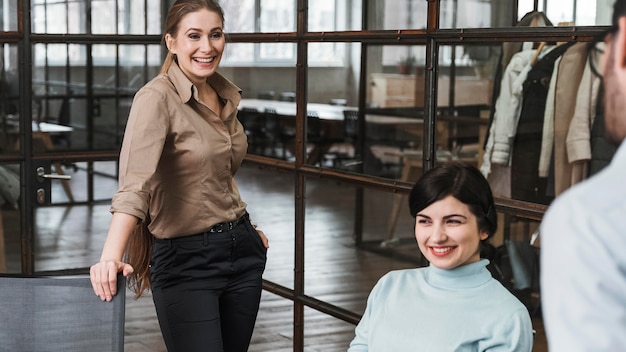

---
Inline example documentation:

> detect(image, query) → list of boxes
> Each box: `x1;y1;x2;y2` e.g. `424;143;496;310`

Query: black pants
150;216;267;352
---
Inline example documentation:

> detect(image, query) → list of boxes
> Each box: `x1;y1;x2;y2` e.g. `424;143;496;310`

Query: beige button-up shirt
111;64;248;239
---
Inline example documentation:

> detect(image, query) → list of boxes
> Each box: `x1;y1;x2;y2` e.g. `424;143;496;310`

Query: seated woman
348;161;533;351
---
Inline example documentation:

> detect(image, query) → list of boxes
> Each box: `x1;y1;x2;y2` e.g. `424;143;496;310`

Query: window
31;0;161;67
518;0;611;25
220;0;346;66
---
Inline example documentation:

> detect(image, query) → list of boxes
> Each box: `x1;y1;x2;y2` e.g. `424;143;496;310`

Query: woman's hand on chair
90;260;134;302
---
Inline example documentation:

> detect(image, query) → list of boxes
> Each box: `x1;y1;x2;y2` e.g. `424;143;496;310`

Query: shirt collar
166;63;242;110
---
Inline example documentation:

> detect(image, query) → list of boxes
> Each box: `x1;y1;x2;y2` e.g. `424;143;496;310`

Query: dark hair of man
613;0;626;27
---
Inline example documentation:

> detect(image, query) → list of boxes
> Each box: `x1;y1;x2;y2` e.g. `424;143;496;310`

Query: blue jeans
150;216;267;352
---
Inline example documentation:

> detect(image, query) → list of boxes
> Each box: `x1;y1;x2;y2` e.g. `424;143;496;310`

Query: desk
239;99;356;121
239;100;358;164
240;99;419;125
238;100;485;172
239;100;424;163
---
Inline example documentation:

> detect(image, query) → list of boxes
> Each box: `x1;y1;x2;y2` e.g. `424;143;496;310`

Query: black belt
155;213;249;245
207;213;248;233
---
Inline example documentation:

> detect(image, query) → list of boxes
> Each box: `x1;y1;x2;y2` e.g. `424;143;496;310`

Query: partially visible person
89;1;268;351
540;1;626;350
348;162;533;352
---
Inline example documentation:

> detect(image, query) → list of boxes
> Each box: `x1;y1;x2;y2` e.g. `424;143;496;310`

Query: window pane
308;42;346;67
362;45;425;179
223;42;296;66
369;0;427;30
304;181;417;309
222;43;255;65
238;165;295;289
221;0;255;33
260;0;295;32
367;45;428;108
67;1;86;34
1;0;19;31
1;44;20;152
260;43;295;61
306;42;359;168
91;0;116;34
147;1;162;34
309;0;344;32
440;0;492;28
32;1;68;34
33;44;70;96
224;59;297;158
147;45;163;78
120;0;145;35
0;163;21;273
34;166;116;271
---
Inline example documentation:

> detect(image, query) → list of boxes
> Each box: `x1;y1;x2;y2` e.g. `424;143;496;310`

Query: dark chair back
263;108;280;134
306;111;322;141
329;98;347;106
258;91;276;100
342;110;359;142
279;92;296;102
238;107;264;134
0;274;126;352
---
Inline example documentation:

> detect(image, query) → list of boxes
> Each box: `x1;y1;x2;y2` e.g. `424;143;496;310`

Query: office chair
238;107;265;154
278;92;296;102
0;273;126;352
257;91;276;100
328;98;347;106
325;110;363;171
263;108;295;159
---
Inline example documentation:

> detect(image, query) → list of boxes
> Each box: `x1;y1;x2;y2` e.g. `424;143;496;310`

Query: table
239;99;423;164
239;99;356;121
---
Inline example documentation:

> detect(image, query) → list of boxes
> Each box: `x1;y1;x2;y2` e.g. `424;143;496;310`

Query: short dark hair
614;0;626;27
408;162;497;241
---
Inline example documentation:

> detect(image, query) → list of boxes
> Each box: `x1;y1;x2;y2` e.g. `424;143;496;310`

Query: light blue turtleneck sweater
348;259;533;352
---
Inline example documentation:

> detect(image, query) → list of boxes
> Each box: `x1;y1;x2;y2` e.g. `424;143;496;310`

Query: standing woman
89;1;269;351
348;162;533;351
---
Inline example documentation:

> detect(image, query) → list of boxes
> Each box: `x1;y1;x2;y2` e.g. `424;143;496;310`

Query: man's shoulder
552;164;624;213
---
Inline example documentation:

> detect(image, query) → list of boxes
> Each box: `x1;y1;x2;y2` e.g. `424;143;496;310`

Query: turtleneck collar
425;259;492;290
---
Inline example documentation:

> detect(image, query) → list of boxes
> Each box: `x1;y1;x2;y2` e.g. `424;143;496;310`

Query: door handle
36;166;72;182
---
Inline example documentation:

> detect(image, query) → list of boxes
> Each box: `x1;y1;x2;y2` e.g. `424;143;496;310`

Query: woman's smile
415;195;488;269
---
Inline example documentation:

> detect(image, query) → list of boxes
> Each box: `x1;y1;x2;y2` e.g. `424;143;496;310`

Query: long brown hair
126;0;225;299
159;0;225;74
124;218;153;298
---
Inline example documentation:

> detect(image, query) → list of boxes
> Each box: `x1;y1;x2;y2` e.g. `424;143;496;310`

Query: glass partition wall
0;0;612;350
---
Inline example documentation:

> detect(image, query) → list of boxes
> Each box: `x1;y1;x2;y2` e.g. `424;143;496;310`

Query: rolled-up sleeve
110;85;170;221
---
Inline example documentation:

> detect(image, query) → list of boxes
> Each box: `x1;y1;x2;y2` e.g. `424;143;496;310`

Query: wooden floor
1;162;548;351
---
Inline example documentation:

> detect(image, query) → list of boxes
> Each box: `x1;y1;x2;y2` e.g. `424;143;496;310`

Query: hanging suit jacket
588;85;616;175
510;42;574;205
549;43;589;196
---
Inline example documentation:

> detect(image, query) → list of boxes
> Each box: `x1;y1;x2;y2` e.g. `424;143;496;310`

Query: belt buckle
210;218;239;233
